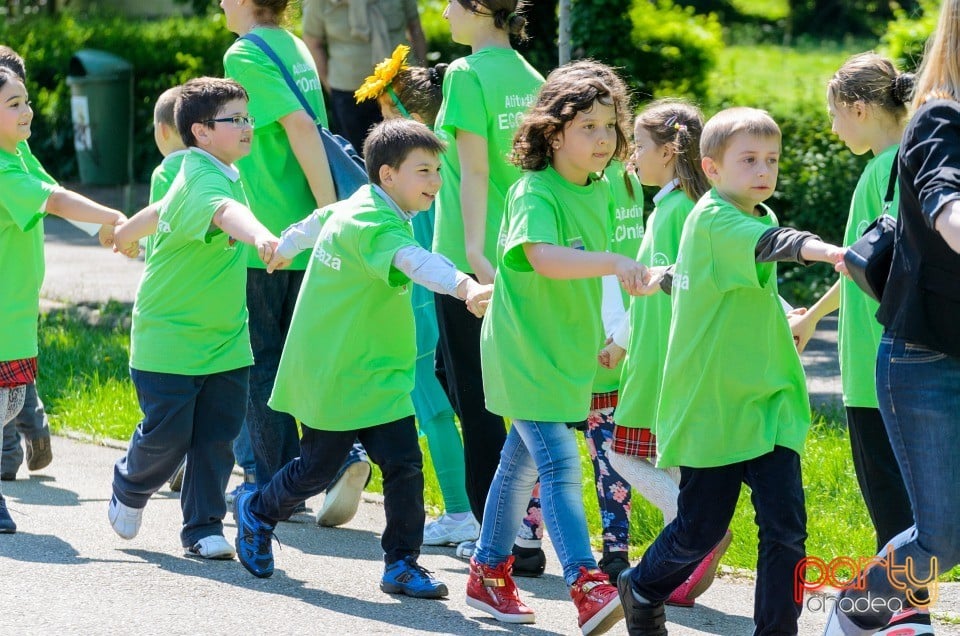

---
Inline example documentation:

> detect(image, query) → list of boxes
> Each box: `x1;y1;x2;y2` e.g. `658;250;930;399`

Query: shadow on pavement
0;533;127;566
666;600;757;635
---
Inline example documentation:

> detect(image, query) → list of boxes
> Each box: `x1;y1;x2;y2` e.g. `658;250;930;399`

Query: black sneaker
0;495;16;534
24;432;52;472
511;544;546;578
617;567;667;636
599;551;631;581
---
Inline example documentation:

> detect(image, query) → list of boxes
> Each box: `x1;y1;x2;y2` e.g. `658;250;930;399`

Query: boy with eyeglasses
109;77;279;560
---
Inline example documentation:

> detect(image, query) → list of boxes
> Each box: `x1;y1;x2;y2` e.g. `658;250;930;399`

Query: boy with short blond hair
618;107;844;636
233;118;491;598
110;77;279;560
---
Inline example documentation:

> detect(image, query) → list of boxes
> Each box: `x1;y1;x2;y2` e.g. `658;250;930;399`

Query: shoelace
403;557;437;581
240;528;282;554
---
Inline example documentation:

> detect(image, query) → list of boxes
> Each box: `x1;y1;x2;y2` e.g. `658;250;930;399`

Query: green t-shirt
224;27;329;271
615;186;695;426
432;48;544;272
594;162;644;393
144;150;188;261
838;144;898;408
130;149;253;375
655;189;810;468
269;186;421;430
0;143;57;361
481;167;612;422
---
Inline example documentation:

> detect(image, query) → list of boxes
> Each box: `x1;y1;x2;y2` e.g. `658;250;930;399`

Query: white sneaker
108;495;143;540
316;460;370;527
186;535;236;560
455;539;477;560
423;513;481;546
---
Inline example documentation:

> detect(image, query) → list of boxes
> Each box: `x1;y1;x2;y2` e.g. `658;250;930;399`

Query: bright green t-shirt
655;189;810;468
130;150;253;375
269;186;421;430
838;144;898;408
144;150;188;261
594;162;645;393
0;143;57;362
224;27;329;271
432;48;544;272
481;167;612;423
615;186;696;426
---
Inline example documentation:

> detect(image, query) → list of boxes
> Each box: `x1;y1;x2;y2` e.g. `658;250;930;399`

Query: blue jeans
1;382;49;475
114;367;247;546
474;420;596;584
233;419;255;475
629;446;806;636
246;269;306;485
838;336;960;629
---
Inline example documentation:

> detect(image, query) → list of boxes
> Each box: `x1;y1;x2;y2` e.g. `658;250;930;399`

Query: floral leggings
583;407;631;553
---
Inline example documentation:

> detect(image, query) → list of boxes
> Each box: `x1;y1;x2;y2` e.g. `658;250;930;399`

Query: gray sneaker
24;431;52;472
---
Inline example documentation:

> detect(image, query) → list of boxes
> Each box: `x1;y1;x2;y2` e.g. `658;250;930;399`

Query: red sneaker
465;556;536;624
667;529;733;607
570;567;625;636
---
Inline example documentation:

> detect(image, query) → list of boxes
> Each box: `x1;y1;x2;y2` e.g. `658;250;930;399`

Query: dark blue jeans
837;336;960;629
246;268;306;485
1;382;48;474
114;367;247;546
630;446;806;636
250;416;424;564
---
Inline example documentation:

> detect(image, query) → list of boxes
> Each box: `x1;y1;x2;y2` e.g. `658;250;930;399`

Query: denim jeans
1;382;49;475
629;446;806;636
474;420;596;584
837;336;960;630
114;367;247;546
250;416;424;563
246;268;306;485
233;419;256;475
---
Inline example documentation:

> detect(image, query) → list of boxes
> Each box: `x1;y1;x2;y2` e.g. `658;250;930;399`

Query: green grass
37;306;959;582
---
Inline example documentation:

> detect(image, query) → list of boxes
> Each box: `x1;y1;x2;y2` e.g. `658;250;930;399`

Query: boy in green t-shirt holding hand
618;108;844;636
233;119;491;599
110;77;279;560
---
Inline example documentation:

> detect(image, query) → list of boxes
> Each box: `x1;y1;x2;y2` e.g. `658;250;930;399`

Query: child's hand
98;214;126;248
613;256;650;296
255;235;280;267
787;307;816;353
113;239;140;259
834;248;850;277
266;253;292;274
598;338;626;369
464;281;493;318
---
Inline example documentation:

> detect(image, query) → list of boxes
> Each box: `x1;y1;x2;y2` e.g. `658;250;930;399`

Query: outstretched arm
212;201;279;266
45;188;126;247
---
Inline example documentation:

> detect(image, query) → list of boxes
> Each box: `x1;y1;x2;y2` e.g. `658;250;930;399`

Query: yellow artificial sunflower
354;44;410;103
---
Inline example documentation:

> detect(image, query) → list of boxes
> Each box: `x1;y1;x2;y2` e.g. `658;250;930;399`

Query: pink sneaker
667;529;733;607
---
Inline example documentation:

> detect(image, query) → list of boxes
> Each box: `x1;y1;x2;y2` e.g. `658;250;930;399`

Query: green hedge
1;14;235;182
882;0;937;73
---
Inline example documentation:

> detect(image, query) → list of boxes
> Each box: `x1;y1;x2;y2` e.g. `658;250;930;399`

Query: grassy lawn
37;306;959;584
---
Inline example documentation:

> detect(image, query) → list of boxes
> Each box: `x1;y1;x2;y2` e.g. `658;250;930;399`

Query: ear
660;143;675;164
159;121;174;142
378;163;394;186
854;100;868;120
701;156;720;182
191;122;211;147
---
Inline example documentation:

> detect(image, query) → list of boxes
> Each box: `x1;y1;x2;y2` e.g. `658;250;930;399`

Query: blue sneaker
225;478;257;505
380;555;449;599
233;490;275;578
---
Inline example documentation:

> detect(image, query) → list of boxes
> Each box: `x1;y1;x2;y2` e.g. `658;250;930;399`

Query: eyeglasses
205;115;255;129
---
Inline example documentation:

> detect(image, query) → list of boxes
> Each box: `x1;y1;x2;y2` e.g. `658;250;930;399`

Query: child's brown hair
636;99;710;201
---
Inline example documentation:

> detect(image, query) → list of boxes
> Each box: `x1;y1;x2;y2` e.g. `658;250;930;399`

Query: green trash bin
66;50;133;186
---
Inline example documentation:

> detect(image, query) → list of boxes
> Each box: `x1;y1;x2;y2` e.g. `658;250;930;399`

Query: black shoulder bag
842;155;899;303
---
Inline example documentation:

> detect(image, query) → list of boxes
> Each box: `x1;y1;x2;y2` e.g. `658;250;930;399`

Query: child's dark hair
0;45;26;81
0;67;19;93
391;64;448;128
512;62;630;172
249;0;289;25
636;99;710;201
363;118;445;186
455;0;528;39
154;86;183;129
828;52;914;124
174;77;248;148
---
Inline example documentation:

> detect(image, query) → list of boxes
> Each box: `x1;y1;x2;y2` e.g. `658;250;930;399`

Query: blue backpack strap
240;33;319;124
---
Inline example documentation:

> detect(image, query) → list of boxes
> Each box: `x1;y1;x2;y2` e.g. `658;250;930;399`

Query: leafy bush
788;0;920;39
882;0;937;73
572;0;723;101
0;14;236;181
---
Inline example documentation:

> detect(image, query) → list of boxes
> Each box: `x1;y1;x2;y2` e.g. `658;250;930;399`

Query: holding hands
598;338;626;370
459;278;493;318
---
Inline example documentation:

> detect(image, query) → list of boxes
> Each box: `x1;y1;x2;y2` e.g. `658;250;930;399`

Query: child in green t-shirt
233;119;491;600
0;62;127;533
109;77;279;561
787;54;916;567
356;47;482;546
618;108;844;636
469;63;656;635
142;85;187;263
